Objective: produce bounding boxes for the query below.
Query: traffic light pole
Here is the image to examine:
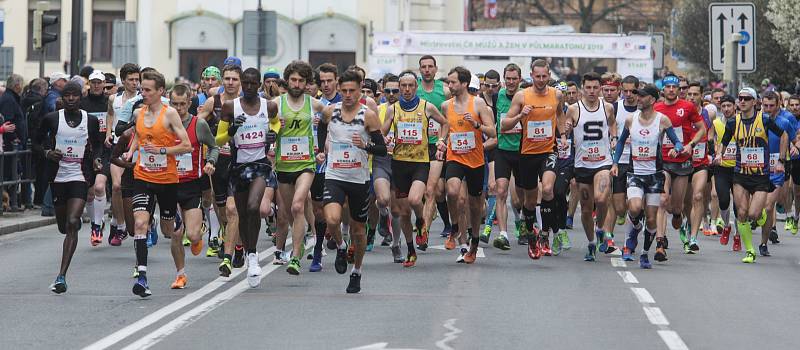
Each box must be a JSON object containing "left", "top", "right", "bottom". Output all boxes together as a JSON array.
[
  {"left": 257, "top": 0, "right": 263, "bottom": 72},
  {"left": 70, "top": 0, "right": 83, "bottom": 76}
]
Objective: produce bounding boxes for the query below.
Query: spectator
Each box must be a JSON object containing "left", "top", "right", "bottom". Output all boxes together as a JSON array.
[
  {"left": 21, "top": 78, "right": 48, "bottom": 208},
  {"left": 0, "top": 74, "right": 27, "bottom": 211},
  {"left": 45, "top": 72, "right": 68, "bottom": 113}
]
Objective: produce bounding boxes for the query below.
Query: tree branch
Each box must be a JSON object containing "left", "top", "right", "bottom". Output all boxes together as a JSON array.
[{"left": 529, "top": 0, "right": 562, "bottom": 25}]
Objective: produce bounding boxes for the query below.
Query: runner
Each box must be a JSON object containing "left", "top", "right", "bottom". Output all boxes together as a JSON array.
[
  {"left": 167, "top": 84, "right": 220, "bottom": 289},
  {"left": 478, "top": 70, "right": 499, "bottom": 245},
  {"left": 317, "top": 69, "right": 387, "bottom": 293},
  {"left": 564, "top": 81, "right": 581, "bottom": 230},
  {"left": 37, "top": 81, "right": 104, "bottom": 293},
  {"left": 502, "top": 59, "right": 567, "bottom": 260},
  {"left": 564, "top": 72, "right": 616, "bottom": 262},
  {"left": 382, "top": 70, "right": 448, "bottom": 267},
  {"left": 713, "top": 94, "right": 741, "bottom": 251},
  {"left": 374, "top": 73, "right": 401, "bottom": 260},
  {"left": 611, "top": 84, "right": 683, "bottom": 268},
  {"left": 215, "top": 68, "right": 279, "bottom": 287},
  {"left": 126, "top": 70, "right": 192, "bottom": 297},
  {"left": 714, "top": 87, "right": 789, "bottom": 264},
  {"left": 551, "top": 81, "right": 574, "bottom": 255},
  {"left": 197, "top": 66, "right": 221, "bottom": 107},
  {"left": 787, "top": 95, "right": 800, "bottom": 235},
  {"left": 441, "top": 67, "right": 495, "bottom": 263},
  {"left": 681, "top": 82, "right": 712, "bottom": 253}
]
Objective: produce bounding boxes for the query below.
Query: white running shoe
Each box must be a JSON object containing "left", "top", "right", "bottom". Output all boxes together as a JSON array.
[{"left": 247, "top": 252, "right": 261, "bottom": 288}]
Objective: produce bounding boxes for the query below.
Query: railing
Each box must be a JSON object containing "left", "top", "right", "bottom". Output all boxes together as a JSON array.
[{"left": 0, "top": 141, "right": 35, "bottom": 215}]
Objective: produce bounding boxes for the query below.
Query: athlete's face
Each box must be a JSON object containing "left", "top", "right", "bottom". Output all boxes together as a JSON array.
[
  {"left": 761, "top": 98, "right": 780, "bottom": 116},
  {"left": 241, "top": 74, "right": 260, "bottom": 99},
  {"left": 203, "top": 75, "right": 219, "bottom": 90},
  {"left": 686, "top": 86, "right": 703, "bottom": 107},
  {"left": 339, "top": 81, "right": 360, "bottom": 108},
  {"left": 399, "top": 76, "right": 417, "bottom": 101},
  {"left": 788, "top": 99, "right": 800, "bottom": 117},
  {"left": 319, "top": 72, "right": 338, "bottom": 97},
  {"left": 104, "top": 83, "right": 117, "bottom": 97},
  {"left": 447, "top": 72, "right": 466, "bottom": 97},
  {"left": 123, "top": 73, "right": 140, "bottom": 93},
  {"left": 582, "top": 80, "right": 601, "bottom": 101},
  {"left": 222, "top": 71, "right": 241, "bottom": 95},
  {"left": 711, "top": 91, "right": 725, "bottom": 108},
  {"left": 636, "top": 94, "right": 654, "bottom": 110},
  {"left": 383, "top": 81, "right": 400, "bottom": 104},
  {"left": 602, "top": 84, "right": 619, "bottom": 103},
  {"left": 305, "top": 82, "right": 319, "bottom": 96},
  {"left": 62, "top": 91, "right": 81, "bottom": 111},
  {"left": 662, "top": 84, "right": 678, "bottom": 101},
  {"left": 737, "top": 94, "right": 756, "bottom": 113},
  {"left": 140, "top": 79, "right": 163, "bottom": 105},
  {"left": 678, "top": 81, "right": 689, "bottom": 99},
  {"left": 621, "top": 83, "right": 637, "bottom": 106},
  {"left": 484, "top": 78, "right": 500, "bottom": 95},
  {"left": 720, "top": 101, "right": 736, "bottom": 118},
  {"left": 565, "top": 86, "right": 580, "bottom": 105},
  {"left": 419, "top": 59, "right": 437, "bottom": 82},
  {"left": 530, "top": 66, "right": 549, "bottom": 91},
  {"left": 169, "top": 93, "right": 190, "bottom": 117},
  {"left": 287, "top": 72, "right": 307, "bottom": 98},
  {"left": 89, "top": 79, "right": 104, "bottom": 96},
  {"left": 361, "top": 87, "right": 374, "bottom": 99},
  {"left": 504, "top": 70, "right": 520, "bottom": 94}
]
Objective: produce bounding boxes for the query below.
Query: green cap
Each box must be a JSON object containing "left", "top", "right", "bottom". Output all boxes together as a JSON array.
[
  {"left": 263, "top": 67, "right": 280, "bottom": 80},
  {"left": 202, "top": 66, "right": 221, "bottom": 80}
]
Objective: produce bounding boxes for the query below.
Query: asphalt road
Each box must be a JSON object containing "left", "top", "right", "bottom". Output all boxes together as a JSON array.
[{"left": 2, "top": 210, "right": 799, "bottom": 350}]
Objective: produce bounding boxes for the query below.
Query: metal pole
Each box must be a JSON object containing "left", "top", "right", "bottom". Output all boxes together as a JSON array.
[
  {"left": 724, "top": 33, "right": 742, "bottom": 96},
  {"left": 39, "top": 47, "right": 45, "bottom": 78},
  {"left": 70, "top": 0, "right": 82, "bottom": 76},
  {"left": 257, "top": 0, "right": 263, "bottom": 72}
]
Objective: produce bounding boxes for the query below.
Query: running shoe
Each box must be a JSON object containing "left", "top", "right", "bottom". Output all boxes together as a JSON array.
[
  {"left": 769, "top": 227, "right": 780, "bottom": 244},
  {"left": 90, "top": 223, "right": 102, "bottom": 246},
  {"left": 327, "top": 238, "right": 338, "bottom": 250},
  {"left": 517, "top": 234, "right": 529, "bottom": 246},
  {"left": 309, "top": 251, "right": 323, "bottom": 272},
  {"left": 790, "top": 218, "right": 798, "bottom": 235},
  {"left": 108, "top": 225, "right": 117, "bottom": 245},
  {"left": 219, "top": 258, "right": 232, "bottom": 277},
  {"left": 758, "top": 244, "right": 770, "bottom": 257},
  {"left": 335, "top": 245, "right": 348, "bottom": 274},
  {"left": 732, "top": 234, "right": 742, "bottom": 251},
  {"left": 714, "top": 217, "right": 725, "bottom": 235},
  {"left": 622, "top": 247, "right": 634, "bottom": 261},
  {"left": 603, "top": 238, "right": 617, "bottom": 254},
  {"left": 540, "top": 234, "right": 552, "bottom": 256},
  {"left": 273, "top": 251, "right": 287, "bottom": 265},
  {"left": 584, "top": 243, "right": 597, "bottom": 262},
  {"left": 683, "top": 242, "right": 693, "bottom": 254},
  {"left": 625, "top": 226, "right": 639, "bottom": 252},
  {"left": 132, "top": 267, "right": 139, "bottom": 278},
  {"left": 190, "top": 238, "right": 203, "bottom": 256},
  {"left": 654, "top": 247, "right": 667, "bottom": 262},
  {"left": 597, "top": 228, "right": 608, "bottom": 252},
  {"left": 616, "top": 215, "right": 626, "bottom": 226},
  {"left": 391, "top": 246, "right": 404, "bottom": 263},
  {"left": 366, "top": 231, "right": 375, "bottom": 252},
  {"left": 182, "top": 233, "right": 191, "bottom": 247},
  {"left": 480, "top": 225, "right": 491, "bottom": 243},
  {"left": 679, "top": 221, "right": 688, "bottom": 244},
  {"left": 742, "top": 250, "right": 757, "bottom": 263},
  {"left": 559, "top": 230, "right": 572, "bottom": 250},
  {"left": 51, "top": 275, "right": 67, "bottom": 294},
  {"left": 784, "top": 217, "right": 794, "bottom": 232},
  {"left": 639, "top": 254, "right": 652, "bottom": 269},
  {"left": 171, "top": 274, "right": 187, "bottom": 289},
  {"left": 206, "top": 237, "right": 220, "bottom": 257},
  {"left": 110, "top": 231, "right": 122, "bottom": 246},
  {"left": 381, "top": 234, "right": 392, "bottom": 246},
  {"left": 756, "top": 209, "right": 767, "bottom": 227},
  {"left": 457, "top": 247, "right": 468, "bottom": 263},
  {"left": 703, "top": 225, "right": 714, "bottom": 236},
  {"left": 689, "top": 237, "right": 700, "bottom": 252},
  {"left": 247, "top": 253, "right": 261, "bottom": 288},
  {"left": 445, "top": 233, "right": 457, "bottom": 250},
  {"left": 133, "top": 275, "right": 151, "bottom": 298},
  {"left": 551, "top": 233, "right": 562, "bottom": 256},
  {"left": 493, "top": 235, "right": 511, "bottom": 250},
  {"left": 565, "top": 216, "right": 573, "bottom": 229},
  {"left": 402, "top": 253, "right": 417, "bottom": 267},
  {"left": 720, "top": 225, "right": 731, "bottom": 245},
  {"left": 527, "top": 236, "right": 541, "bottom": 260},
  {"left": 346, "top": 273, "right": 362, "bottom": 294},
  {"left": 378, "top": 212, "right": 391, "bottom": 237},
  {"left": 286, "top": 257, "right": 301, "bottom": 275},
  {"left": 232, "top": 247, "right": 245, "bottom": 268},
  {"left": 464, "top": 246, "right": 478, "bottom": 264},
  {"left": 440, "top": 224, "right": 452, "bottom": 238},
  {"left": 417, "top": 227, "right": 429, "bottom": 251}
]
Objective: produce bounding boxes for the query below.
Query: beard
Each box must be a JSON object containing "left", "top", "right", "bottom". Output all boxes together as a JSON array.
[{"left": 288, "top": 87, "right": 304, "bottom": 98}]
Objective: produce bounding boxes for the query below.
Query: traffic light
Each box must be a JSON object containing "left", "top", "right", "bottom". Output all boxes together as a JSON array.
[{"left": 33, "top": 10, "right": 58, "bottom": 50}]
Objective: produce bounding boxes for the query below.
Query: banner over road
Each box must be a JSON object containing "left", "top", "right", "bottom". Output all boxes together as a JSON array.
[{"left": 373, "top": 31, "right": 651, "bottom": 59}]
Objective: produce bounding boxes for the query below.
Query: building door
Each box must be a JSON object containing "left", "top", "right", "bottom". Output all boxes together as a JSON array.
[
  {"left": 179, "top": 49, "right": 228, "bottom": 83},
  {"left": 309, "top": 51, "right": 356, "bottom": 74}
]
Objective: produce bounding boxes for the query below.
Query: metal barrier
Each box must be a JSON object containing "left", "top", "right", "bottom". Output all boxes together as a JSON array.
[{"left": 0, "top": 141, "right": 35, "bottom": 215}]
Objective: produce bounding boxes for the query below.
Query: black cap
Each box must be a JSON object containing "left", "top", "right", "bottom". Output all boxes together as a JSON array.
[{"left": 637, "top": 84, "right": 660, "bottom": 100}]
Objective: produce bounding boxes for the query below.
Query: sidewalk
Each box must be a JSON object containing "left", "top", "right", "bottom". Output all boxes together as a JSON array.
[{"left": 0, "top": 209, "right": 57, "bottom": 235}]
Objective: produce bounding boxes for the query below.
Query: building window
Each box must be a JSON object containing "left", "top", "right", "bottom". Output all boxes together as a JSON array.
[
  {"left": 91, "top": 11, "right": 125, "bottom": 62},
  {"left": 27, "top": 9, "right": 61, "bottom": 62}
]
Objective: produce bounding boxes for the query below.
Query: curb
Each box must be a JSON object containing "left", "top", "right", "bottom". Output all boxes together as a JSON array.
[{"left": 0, "top": 217, "right": 57, "bottom": 236}]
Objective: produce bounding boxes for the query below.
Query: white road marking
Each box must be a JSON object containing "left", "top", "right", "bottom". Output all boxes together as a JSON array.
[
  {"left": 435, "top": 318, "right": 462, "bottom": 350},
  {"left": 630, "top": 287, "right": 655, "bottom": 304},
  {"left": 82, "top": 239, "right": 295, "bottom": 350},
  {"left": 609, "top": 249, "right": 622, "bottom": 256},
  {"left": 347, "top": 343, "right": 423, "bottom": 350},
  {"left": 617, "top": 271, "right": 639, "bottom": 283},
  {"left": 610, "top": 258, "right": 627, "bottom": 267},
  {"left": 643, "top": 306, "right": 669, "bottom": 326},
  {"left": 658, "top": 330, "right": 690, "bottom": 350}
]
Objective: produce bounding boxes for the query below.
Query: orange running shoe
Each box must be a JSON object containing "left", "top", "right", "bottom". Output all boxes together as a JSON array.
[
  {"left": 402, "top": 253, "right": 417, "bottom": 268},
  {"left": 170, "top": 274, "right": 187, "bottom": 289},
  {"left": 190, "top": 239, "right": 203, "bottom": 256},
  {"left": 417, "top": 227, "right": 429, "bottom": 251},
  {"left": 445, "top": 233, "right": 457, "bottom": 250},
  {"left": 464, "top": 247, "right": 477, "bottom": 264}
]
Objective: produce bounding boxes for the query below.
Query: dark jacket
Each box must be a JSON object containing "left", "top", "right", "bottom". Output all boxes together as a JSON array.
[
  {"left": 0, "top": 88, "right": 25, "bottom": 148},
  {"left": 21, "top": 91, "right": 45, "bottom": 142}
]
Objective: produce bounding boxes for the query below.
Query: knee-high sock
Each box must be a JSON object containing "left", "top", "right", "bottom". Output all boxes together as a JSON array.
[
  {"left": 539, "top": 199, "right": 557, "bottom": 233},
  {"left": 523, "top": 206, "right": 537, "bottom": 233},
  {"left": 135, "top": 238, "right": 148, "bottom": 273},
  {"left": 206, "top": 206, "right": 220, "bottom": 239},
  {"left": 313, "top": 220, "right": 326, "bottom": 257},
  {"left": 738, "top": 221, "right": 754, "bottom": 252},
  {"left": 93, "top": 195, "right": 106, "bottom": 226},
  {"left": 436, "top": 200, "right": 450, "bottom": 227},
  {"left": 485, "top": 195, "right": 496, "bottom": 226},
  {"left": 391, "top": 213, "right": 403, "bottom": 247},
  {"left": 643, "top": 228, "right": 655, "bottom": 252}
]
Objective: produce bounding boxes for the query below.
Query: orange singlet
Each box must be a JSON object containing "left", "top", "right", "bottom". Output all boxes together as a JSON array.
[
  {"left": 520, "top": 86, "right": 558, "bottom": 155},
  {"left": 133, "top": 105, "right": 179, "bottom": 184},
  {"left": 446, "top": 95, "right": 484, "bottom": 168}
]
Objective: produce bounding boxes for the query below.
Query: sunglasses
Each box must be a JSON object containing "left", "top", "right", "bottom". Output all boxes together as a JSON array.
[
  {"left": 738, "top": 95, "right": 754, "bottom": 101},
  {"left": 383, "top": 88, "right": 400, "bottom": 94},
  {"left": 484, "top": 83, "right": 499, "bottom": 88},
  {"left": 679, "top": 86, "right": 689, "bottom": 90},
  {"left": 103, "top": 86, "right": 114, "bottom": 91}
]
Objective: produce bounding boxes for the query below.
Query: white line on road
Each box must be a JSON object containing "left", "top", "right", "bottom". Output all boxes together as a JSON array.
[
  {"left": 610, "top": 258, "right": 627, "bottom": 267},
  {"left": 435, "top": 318, "right": 462, "bottom": 350},
  {"left": 617, "top": 271, "right": 639, "bottom": 283},
  {"left": 657, "top": 330, "right": 690, "bottom": 350},
  {"left": 630, "top": 287, "right": 655, "bottom": 304},
  {"left": 82, "top": 240, "right": 294, "bottom": 350},
  {"left": 643, "top": 306, "right": 669, "bottom": 326}
]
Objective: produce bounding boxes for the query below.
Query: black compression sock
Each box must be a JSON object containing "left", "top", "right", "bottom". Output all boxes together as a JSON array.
[
  {"left": 437, "top": 201, "right": 451, "bottom": 227},
  {"left": 415, "top": 217, "right": 424, "bottom": 230},
  {"left": 406, "top": 242, "right": 416, "bottom": 255},
  {"left": 643, "top": 229, "right": 655, "bottom": 251},
  {"left": 540, "top": 199, "right": 556, "bottom": 232},
  {"left": 523, "top": 206, "right": 537, "bottom": 232},
  {"left": 314, "top": 221, "right": 326, "bottom": 256},
  {"left": 134, "top": 238, "right": 148, "bottom": 268}
]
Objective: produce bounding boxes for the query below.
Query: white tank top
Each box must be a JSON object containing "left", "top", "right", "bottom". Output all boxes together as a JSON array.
[
  {"left": 324, "top": 103, "right": 370, "bottom": 183},
  {"left": 629, "top": 112, "right": 663, "bottom": 175},
  {"left": 54, "top": 110, "right": 89, "bottom": 183},
  {"left": 615, "top": 100, "right": 636, "bottom": 164},
  {"left": 574, "top": 100, "right": 612, "bottom": 169},
  {"left": 232, "top": 97, "right": 269, "bottom": 164},
  {"left": 112, "top": 92, "right": 138, "bottom": 142}
]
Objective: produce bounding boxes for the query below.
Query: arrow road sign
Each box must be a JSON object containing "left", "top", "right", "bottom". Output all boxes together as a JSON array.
[{"left": 709, "top": 3, "right": 756, "bottom": 72}]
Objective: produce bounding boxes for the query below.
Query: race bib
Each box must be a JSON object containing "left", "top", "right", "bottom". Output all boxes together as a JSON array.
[
  {"left": 330, "top": 142, "right": 361, "bottom": 169},
  {"left": 386, "top": 130, "right": 395, "bottom": 154},
  {"left": 176, "top": 152, "right": 193, "bottom": 174},
  {"left": 662, "top": 127, "right": 683, "bottom": 148},
  {"left": 557, "top": 138, "right": 571, "bottom": 159},
  {"left": 280, "top": 137, "right": 311, "bottom": 161},
  {"left": 740, "top": 147, "right": 764, "bottom": 168},
  {"left": 55, "top": 135, "right": 85, "bottom": 163},
  {"left": 428, "top": 119, "right": 441, "bottom": 138},
  {"left": 632, "top": 139, "right": 658, "bottom": 161},
  {"left": 580, "top": 140, "right": 608, "bottom": 162},
  {"left": 236, "top": 117, "right": 267, "bottom": 149},
  {"left": 139, "top": 147, "right": 168, "bottom": 172},
  {"left": 526, "top": 120, "right": 553, "bottom": 141},
  {"left": 769, "top": 153, "right": 780, "bottom": 172},
  {"left": 92, "top": 112, "right": 108, "bottom": 133},
  {"left": 219, "top": 143, "right": 232, "bottom": 156},
  {"left": 722, "top": 143, "right": 737, "bottom": 161},
  {"left": 397, "top": 122, "right": 424, "bottom": 145},
  {"left": 450, "top": 132, "right": 476, "bottom": 154},
  {"left": 692, "top": 142, "right": 707, "bottom": 161}
]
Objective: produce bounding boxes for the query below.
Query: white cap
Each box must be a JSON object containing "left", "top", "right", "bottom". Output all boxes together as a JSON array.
[
  {"left": 738, "top": 87, "right": 758, "bottom": 99},
  {"left": 469, "top": 74, "right": 480, "bottom": 90},
  {"left": 49, "top": 72, "right": 68, "bottom": 83},
  {"left": 88, "top": 70, "right": 105, "bottom": 81}
]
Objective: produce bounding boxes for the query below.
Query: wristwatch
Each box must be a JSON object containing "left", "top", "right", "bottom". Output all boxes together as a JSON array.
[{"left": 159, "top": 147, "right": 167, "bottom": 155}]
